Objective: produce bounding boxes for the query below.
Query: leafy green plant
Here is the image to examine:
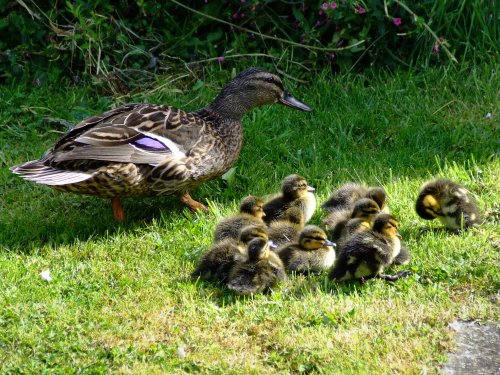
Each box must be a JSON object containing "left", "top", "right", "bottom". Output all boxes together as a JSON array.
[{"left": 0, "top": 0, "right": 497, "bottom": 88}]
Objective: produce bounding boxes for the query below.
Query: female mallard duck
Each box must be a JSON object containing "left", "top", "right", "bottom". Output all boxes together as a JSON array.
[
  {"left": 415, "top": 179, "right": 482, "bottom": 230},
  {"left": 268, "top": 206, "right": 305, "bottom": 248},
  {"left": 263, "top": 174, "right": 316, "bottom": 224},
  {"left": 213, "top": 195, "right": 265, "bottom": 242},
  {"left": 277, "top": 225, "right": 336, "bottom": 274},
  {"left": 11, "top": 68, "right": 311, "bottom": 220},
  {"left": 227, "top": 237, "right": 286, "bottom": 294},
  {"left": 192, "top": 224, "right": 269, "bottom": 283},
  {"left": 329, "top": 213, "right": 410, "bottom": 283}
]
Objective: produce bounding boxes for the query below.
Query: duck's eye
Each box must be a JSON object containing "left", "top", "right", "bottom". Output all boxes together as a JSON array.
[{"left": 265, "top": 77, "right": 275, "bottom": 83}]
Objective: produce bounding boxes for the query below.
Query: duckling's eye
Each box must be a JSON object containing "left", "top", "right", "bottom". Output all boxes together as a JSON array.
[{"left": 265, "top": 77, "right": 275, "bottom": 83}]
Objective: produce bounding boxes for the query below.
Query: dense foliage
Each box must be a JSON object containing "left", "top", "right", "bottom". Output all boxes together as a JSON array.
[{"left": 0, "top": 0, "right": 498, "bottom": 88}]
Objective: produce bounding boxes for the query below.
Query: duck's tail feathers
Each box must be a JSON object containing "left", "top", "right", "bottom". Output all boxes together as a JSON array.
[{"left": 11, "top": 160, "right": 92, "bottom": 186}]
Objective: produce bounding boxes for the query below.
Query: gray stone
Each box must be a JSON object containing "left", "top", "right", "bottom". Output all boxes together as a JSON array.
[{"left": 443, "top": 320, "right": 500, "bottom": 375}]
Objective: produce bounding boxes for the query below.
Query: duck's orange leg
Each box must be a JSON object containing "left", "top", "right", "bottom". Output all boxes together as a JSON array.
[
  {"left": 180, "top": 192, "right": 208, "bottom": 213},
  {"left": 112, "top": 197, "right": 126, "bottom": 221}
]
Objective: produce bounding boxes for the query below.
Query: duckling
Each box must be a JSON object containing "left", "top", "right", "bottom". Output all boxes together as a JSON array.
[
  {"left": 277, "top": 225, "right": 336, "bottom": 274},
  {"left": 415, "top": 179, "right": 482, "bottom": 230},
  {"left": 227, "top": 237, "right": 286, "bottom": 294},
  {"left": 192, "top": 224, "right": 269, "bottom": 283},
  {"left": 213, "top": 196, "right": 265, "bottom": 242},
  {"left": 263, "top": 174, "right": 316, "bottom": 224},
  {"left": 324, "top": 197, "right": 381, "bottom": 242},
  {"left": 268, "top": 206, "right": 305, "bottom": 248},
  {"left": 330, "top": 213, "right": 410, "bottom": 282},
  {"left": 331, "top": 217, "right": 372, "bottom": 249},
  {"left": 321, "top": 183, "right": 389, "bottom": 213},
  {"left": 12, "top": 68, "right": 311, "bottom": 221}
]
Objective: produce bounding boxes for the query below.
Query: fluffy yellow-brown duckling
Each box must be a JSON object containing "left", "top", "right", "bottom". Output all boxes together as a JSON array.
[
  {"left": 227, "top": 237, "right": 286, "bottom": 294},
  {"left": 332, "top": 217, "right": 372, "bottom": 249},
  {"left": 277, "top": 225, "right": 336, "bottom": 274},
  {"left": 263, "top": 174, "right": 316, "bottom": 224},
  {"left": 192, "top": 224, "right": 269, "bottom": 283},
  {"left": 324, "top": 197, "right": 381, "bottom": 242},
  {"left": 268, "top": 206, "right": 305, "bottom": 248},
  {"left": 329, "top": 213, "right": 410, "bottom": 282},
  {"left": 415, "top": 179, "right": 482, "bottom": 230},
  {"left": 213, "top": 195, "right": 265, "bottom": 242}
]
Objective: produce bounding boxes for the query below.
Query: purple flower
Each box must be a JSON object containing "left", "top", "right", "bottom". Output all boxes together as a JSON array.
[
  {"left": 322, "top": 2, "right": 328, "bottom": 10},
  {"left": 34, "top": 78, "right": 41, "bottom": 87},
  {"left": 204, "top": 0, "right": 208, "bottom": 3},
  {"left": 393, "top": 18, "right": 402, "bottom": 26},
  {"left": 330, "top": 2, "right": 337, "bottom": 9},
  {"left": 358, "top": 7, "right": 366, "bottom": 14},
  {"left": 240, "top": 12, "right": 245, "bottom": 18},
  {"left": 241, "top": 0, "right": 246, "bottom": 2},
  {"left": 217, "top": 56, "right": 225, "bottom": 63},
  {"left": 232, "top": 12, "right": 238, "bottom": 20},
  {"left": 319, "top": 10, "right": 323, "bottom": 15}
]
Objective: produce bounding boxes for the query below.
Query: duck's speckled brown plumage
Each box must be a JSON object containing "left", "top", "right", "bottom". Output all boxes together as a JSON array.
[{"left": 11, "top": 68, "right": 311, "bottom": 218}]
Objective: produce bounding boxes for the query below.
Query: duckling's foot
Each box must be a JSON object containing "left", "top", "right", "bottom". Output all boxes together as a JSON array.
[
  {"left": 112, "top": 197, "right": 126, "bottom": 221},
  {"left": 180, "top": 193, "right": 208, "bottom": 213},
  {"left": 378, "top": 271, "right": 411, "bottom": 282}
]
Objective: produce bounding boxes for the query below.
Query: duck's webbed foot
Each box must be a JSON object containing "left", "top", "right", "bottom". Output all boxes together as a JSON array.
[
  {"left": 180, "top": 192, "right": 208, "bottom": 213},
  {"left": 112, "top": 197, "right": 126, "bottom": 221},
  {"left": 378, "top": 270, "right": 411, "bottom": 282}
]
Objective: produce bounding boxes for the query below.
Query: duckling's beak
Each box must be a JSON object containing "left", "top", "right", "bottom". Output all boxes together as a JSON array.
[
  {"left": 279, "top": 92, "right": 312, "bottom": 112},
  {"left": 396, "top": 232, "right": 402, "bottom": 239},
  {"left": 307, "top": 185, "right": 315, "bottom": 192},
  {"left": 324, "top": 239, "right": 336, "bottom": 247},
  {"left": 268, "top": 240, "right": 278, "bottom": 250}
]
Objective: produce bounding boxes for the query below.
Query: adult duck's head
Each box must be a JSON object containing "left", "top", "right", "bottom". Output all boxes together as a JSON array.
[{"left": 208, "top": 67, "right": 312, "bottom": 119}]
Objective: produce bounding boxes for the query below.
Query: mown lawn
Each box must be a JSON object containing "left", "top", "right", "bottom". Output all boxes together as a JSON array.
[{"left": 0, "top": 63, "right": 498, "bottom": 374}]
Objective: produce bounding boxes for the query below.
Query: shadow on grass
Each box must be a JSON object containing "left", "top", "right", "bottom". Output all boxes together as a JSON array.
[{"left": 0, "top": 186, "right": 233, "bottom": 252}]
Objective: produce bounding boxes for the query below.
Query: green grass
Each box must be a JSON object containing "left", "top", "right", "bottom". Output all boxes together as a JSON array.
[{"left": 0, "top": 63, "right": 499, "bottom": 373}]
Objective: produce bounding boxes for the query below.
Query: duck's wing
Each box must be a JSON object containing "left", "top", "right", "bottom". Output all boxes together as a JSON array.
[
  {"left": 50, "top": 104, "right": 207, "bottom": 166},
  {"left": 12, "top": 104, "right": 211, "bottom": 186}
]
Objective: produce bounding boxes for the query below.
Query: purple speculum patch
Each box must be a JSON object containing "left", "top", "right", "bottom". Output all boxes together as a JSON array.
[{"left": 132, "top": 136, "right": 169, "bottom": 151}]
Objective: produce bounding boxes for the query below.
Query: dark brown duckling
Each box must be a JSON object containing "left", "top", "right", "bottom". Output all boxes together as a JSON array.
[
  {"left": 263, "top": 174, "right": 316, "bottom": 224},
  {"left": 227, "top": 237, "right": 286, "bottom": 294},
  {"left": 213, "top": 195, "right": 265, "bottom": 242},
  {"left": 277, "top": 225, "right": 336, "bottom": 274},
  {"left": 192, "top": 224, "right": 269, "bottom": 283},
  {"left": 324, "top": 197, "right": 381, "bottom": 242},
  {"left": 268, "top": 206, "right": 305, "bottom": 248},
  {"left": 330, "top": 213, "right": 410, "bottom": 283},
  {"left": 415, "top": 179, "right": 482, "bottom": 230},
  {"left": 321, "top": 183, "right": 389, "bottom": 214},
  {"left": 332, "top": 217, "right": 372, "bottom": 249}
]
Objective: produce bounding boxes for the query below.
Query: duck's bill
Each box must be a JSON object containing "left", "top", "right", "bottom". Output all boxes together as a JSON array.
[
  {"left": 307, "top": 185, "right": 315, "bottom": 192},
  {"left": 279, "top": 92, "right": 312, "bottom": 112},
  {"left": 324, "top": 239, "right": 337, "bottom": 247}
]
